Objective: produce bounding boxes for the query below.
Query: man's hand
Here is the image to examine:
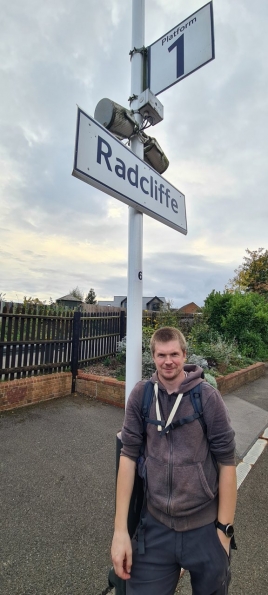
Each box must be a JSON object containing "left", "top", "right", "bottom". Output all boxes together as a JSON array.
[
  {"left": 217, "top": 464, "right": 237, "bottom": 557},
  {"left": 111, "top": 529, "right": 132, "bottom": 580},
  {"left": 111, "top": 456, "right": 136, "bottom": 579},
  {"left": 217, "top": 528, "right": 230, "bottom": 557}
]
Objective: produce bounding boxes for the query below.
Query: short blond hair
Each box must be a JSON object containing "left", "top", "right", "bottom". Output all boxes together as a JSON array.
[{"left": 150, "top": 326, "right": 187, "bottom": 356}]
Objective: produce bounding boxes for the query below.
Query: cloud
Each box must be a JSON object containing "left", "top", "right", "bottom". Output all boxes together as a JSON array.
[
  {"left": 0, "top": 0, "right": 268, "bottom": 309},
  {"left": 143, "top": 251, "right": 235, "bottom": 307}
]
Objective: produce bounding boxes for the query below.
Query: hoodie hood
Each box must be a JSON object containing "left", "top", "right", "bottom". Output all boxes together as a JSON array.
[{"left": 151, "top": 364, "right": 205, "bottom": 395}]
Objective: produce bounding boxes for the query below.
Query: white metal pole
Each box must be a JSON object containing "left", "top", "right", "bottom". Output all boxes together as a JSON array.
[{"left": 125, "top": 0, "right": 145, "bottom": 404}]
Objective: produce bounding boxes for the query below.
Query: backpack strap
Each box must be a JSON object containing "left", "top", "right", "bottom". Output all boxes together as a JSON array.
[
  {"left": 141, "top": 380, "right": 156, "bottom": 437},
  {"left": 190, "top": 382, "right": 218, "bottom": 473},
  {"left": 161, "top": 410, "right": 201, "bottom": 435},
  {"left": 189, "top": 383, "right": 207, "bottom": 435}
]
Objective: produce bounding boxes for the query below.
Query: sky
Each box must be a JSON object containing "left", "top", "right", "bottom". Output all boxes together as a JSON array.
[{"left": 1, "top": 0, "right": 267, "bottom": 308}]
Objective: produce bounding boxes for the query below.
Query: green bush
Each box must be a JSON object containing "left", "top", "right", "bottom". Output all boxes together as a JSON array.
[
  {"left": 252, "top": 308, "right": 268, "bottom": 342},
  {"left": 204, "top": 290, "right": 233, "bottom": 334},
  {"left": 187, "top": 354, "right": 208, "bottom": 369},
  {"left": 239, "top": 330, "right": 268, "bottom": 359},
  {"left": 116, "top": 337, "right": 127, "bottom": 364},
  {"left": 204, "top": 373, "right": 218, "bottom": 388},
  {"left": 142, "top": 325, "right": 154, "bottom": 352},
  {"left": 188, "top": 314, "right": 253, "bottom": 373},
  {"left": 116, "top": 367, "right": 126, "bottom": 381},
  {"left": 153, "top": 307, "right": 179, "bottom": 329},
  {"left": 222, "top": 295, "right": 255, "bottom": 341},
  {"left": 142, "top": 350, "right": 155, "bottom": 378},
  {"left": 203, "top": 290, "right": 268, "bottom": 361}
]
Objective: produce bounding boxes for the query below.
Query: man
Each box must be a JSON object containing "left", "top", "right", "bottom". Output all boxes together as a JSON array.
[{"left": 111, "top": 327, "right": 237, "bottom": 595}]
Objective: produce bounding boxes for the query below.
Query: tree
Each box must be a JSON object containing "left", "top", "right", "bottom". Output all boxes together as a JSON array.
[
  {"left": 85, "top": 288, "right": 97, "bottom": 304},
  {"left": 227, "top": 248, "right": 268, "bottom": 296},
  {"left": 69, "top": 286, "right": 84, "bottom": 301},
  {"left": 23, "top": 296, "right": 44, "bottom": 305}
]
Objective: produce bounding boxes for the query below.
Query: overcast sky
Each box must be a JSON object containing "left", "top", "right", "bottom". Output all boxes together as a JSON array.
[{"left": 1, "top": 0, "right": 267, "bottom": 308}]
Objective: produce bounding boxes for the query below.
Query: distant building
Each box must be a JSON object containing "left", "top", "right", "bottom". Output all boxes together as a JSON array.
[
  {"left": 178, "top": 302, "right": 201, "bottom": 314},
  {"left": 98, "top": 295, "right": 167, "bottom": 311},
  {"left": 56, "top": 294, "right": 83, "bottom": 309}
]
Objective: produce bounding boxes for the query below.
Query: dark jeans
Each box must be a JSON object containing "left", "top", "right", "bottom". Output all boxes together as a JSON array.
[{"left": 126, "top": 511, "right": 231, "bottom": 595}]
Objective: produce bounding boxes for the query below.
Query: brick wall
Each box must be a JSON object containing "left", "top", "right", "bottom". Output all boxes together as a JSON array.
[
  {"left": 76, "top": 372, "right": 125, "bottom": 408},
  {"left": 0, "top": 373, "right": 72, "bottom": 412},
  {"left": 76, "top": 363, "right": 266, "bottom": 407},
  {"left": 216, "top": 362, "right": 265, "bottom": 395}
]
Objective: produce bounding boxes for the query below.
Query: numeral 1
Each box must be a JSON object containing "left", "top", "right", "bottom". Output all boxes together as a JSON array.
[{"left": 168, "top": 34, "right": 184, "bottom": 79}]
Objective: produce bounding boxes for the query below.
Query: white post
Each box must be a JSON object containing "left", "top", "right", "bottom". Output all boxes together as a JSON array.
[{"left": 125, "top": 0, "right": 145, "bottom": 404}]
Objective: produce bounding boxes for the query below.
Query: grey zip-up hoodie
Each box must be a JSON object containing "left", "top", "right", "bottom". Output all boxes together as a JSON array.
[{"left": 121, "top": 365, "right": 236, "bottom": 531}]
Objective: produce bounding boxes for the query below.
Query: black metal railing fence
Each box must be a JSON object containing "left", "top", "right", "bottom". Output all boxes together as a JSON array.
[{"left": 0, "top": 304, "right": 126, "bottom": 384}]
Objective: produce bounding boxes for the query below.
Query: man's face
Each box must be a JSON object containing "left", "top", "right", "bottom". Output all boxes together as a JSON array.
[{"left": 153, "top": 339, "right": 186, "bottom": 384}]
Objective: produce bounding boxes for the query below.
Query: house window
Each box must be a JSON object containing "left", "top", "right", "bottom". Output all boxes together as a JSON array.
[{"left": 152, "top": 302, "right": 160, "bottom": 311}]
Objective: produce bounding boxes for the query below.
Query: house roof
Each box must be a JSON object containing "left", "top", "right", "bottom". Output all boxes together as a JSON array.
[
  {"left": 178, "top": 302, "right": 200, "bottom": 313},
  {"left": 56, "top": 294, "right": 83, "bottom": 303},
  {"left": 145, "top": 296, "right": 164, "bottom": 306},
  {"left": 97, "top": 296, "right": 167, "bottom": 308}
]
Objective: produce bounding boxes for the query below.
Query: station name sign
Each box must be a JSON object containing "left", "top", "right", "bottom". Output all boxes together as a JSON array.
[{"left": 72, "top": 108, "right": 187, "bottom": 234}]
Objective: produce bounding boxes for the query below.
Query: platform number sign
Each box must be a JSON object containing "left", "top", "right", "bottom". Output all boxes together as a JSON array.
[{"left": 147, "top": 2, "right": 215, "bottom": 96}]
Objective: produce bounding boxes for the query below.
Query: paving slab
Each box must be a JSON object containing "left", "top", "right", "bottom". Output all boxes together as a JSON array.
[{"left": 223, "top": 395, "right": 268, "bottom": 458}]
